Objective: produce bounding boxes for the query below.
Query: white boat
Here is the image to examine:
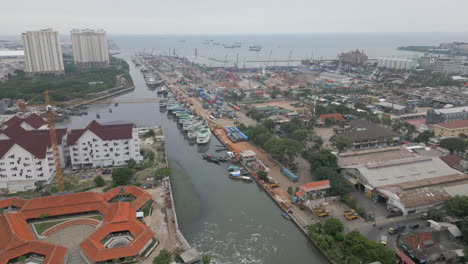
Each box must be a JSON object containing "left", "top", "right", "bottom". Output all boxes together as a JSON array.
[
  {"left": 187, "top": 130, "right": 197, "bottom": 139},
  {"left": 196, "top": 127, "right": 211, "bottom": 144}
]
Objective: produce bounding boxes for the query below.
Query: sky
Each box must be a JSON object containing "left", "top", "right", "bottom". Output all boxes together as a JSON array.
[{"left": 1, "top": 0, "right": 468, "bottom": 35}]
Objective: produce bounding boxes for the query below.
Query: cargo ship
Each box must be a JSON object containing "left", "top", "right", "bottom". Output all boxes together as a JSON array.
[{"left": 249, "top": 45, "right": 262, "bottom": 52}]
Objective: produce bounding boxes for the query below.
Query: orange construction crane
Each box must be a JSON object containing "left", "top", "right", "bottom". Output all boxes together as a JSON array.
[{"left": 19, "top": 90, "right": 161, "bottom": 192}]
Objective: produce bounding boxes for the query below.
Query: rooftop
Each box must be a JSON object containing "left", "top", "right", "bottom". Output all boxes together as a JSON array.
[
  {"left": 375, "top": 101, "right": 407, "bottom": 111},
  {"left": 319, "top": 113, "right": 346, "bottom": 122},
  {"left": 433, "top": 119, "right": 468, "bottom": 129},
  {"left": 430, "top": 106, "right": 468, "bottom": 114},
  {"left": 68, "top": 120, "right": 134, "bottom": 145},
  {"left": 300, "top": 180, "right": 331, "bottom": 192}
]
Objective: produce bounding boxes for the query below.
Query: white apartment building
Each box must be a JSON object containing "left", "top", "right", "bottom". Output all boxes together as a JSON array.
[
  {"left": 71, "top": 29, "right": 109, "bottom": 68},
  {"left": 21, "top": 29, "right": 64, "bottom": 75},
  {"left": 433, "top": 56, "right": 466, "bottom": 75},
  {"left": 68, "top": 120, "right": 142, "bottom": 169},
  {"left": 0, "top": 114, "right": 66, "bottom": 192},
  {"left": 377, "top": 57, "right": 417, "bottom": 70}
]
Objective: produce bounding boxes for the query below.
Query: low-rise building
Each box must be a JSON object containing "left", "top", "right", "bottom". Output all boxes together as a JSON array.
[
  {"left": 296, "top": 180, "right": 331, "bottom": 201},
  {"left": 426, "top": 106, "right": 468, "bottom": 124},
  {"left": 339, "top": 120, "right": 400, "bottom": 150},
  {"left": 318, "top": 113, "right": 346, "bottom": 125},
  {"left": 338, "top": 147, "right": 468, "bottom": 215},
  {"left": 374, "top": 101, "right": 413, "bottom": 115},
  {"left": 68, "top": 120, "right": 143, "bottom": 169},
  {"left": 432, "top": 119, "right": 468, "bottom": 137}
]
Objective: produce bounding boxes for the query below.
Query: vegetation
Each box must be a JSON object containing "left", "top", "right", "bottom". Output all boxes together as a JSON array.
[
  {"left": 307, "top": 220, "right": 395, "bottom": 264},
  {"left": 94, "top": 175, "right": 105, "bottom": 187},
  {"left": 0, "top": 57, "right": 130, "bottom": 101},
  {"left": 438, "top": 137, "right": 467, "bottom": 154},
  {"left": 415, "top": 130, "right": 434, "bottom": 144},
  {"left": 334, "top": 136, "right": 351, "bottom": 152},
  {"left": 257, "top": 170, "right": 268, "bottom": 181},
  {"left": 111, "top": 167, "right": 134, "bottom": 186},
  {"left": 153, "top": 249, "right": 171, "bottom": 264},
  {"left": 154, "top": 167, "right": 171, "bottom": 181},
  {"left": 202, "top": 254, "right": 212, "bottom": 264},
  {"left": 143, "top": 129, "right": 156, "bottom": 138},
  {"left": 33, "top": 219, "right": 67, "bottom": 234}
]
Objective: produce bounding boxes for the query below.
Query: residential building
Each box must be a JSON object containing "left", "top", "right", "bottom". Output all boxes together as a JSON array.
[
  {"left": 339, "top": 50, "right": 368, "bottom": 65},
  {"left": 296, "top": 180, "right": 331, "bottom": 201},
  {"left": 339, "top": 120, "right": 400, "bottom": 150},
  {"left": 21, "top": 29, "right": 64, "bottom": 75},
  {"left": 426, "top": 106, "right": 468, "bottom": 124},
  {"left": 377, "top": 57, "right": 417, "bottom": 70},
  {"left": 0, "top": 186, "right": 156, "bottom": 263},
  {"left": 432, "top": 119, "right": 468, "bottom": 137},
  {"left": 418, "top": 55, "right": 439, "bottom": 71},
  {"left": 0, "top": 114, "right": 66, "bottom": 192},
  {"left": 432, "top": 56, "right": 466, "bottom": 74},
  {"left": 338, "top": 146, "right": 468, "bottom": 215},
  {"left": 71, "top": 29, "right": 109, "bottom": 68},
  {"left": 68, "top": 120, "right": 143, "bottom": 169}
]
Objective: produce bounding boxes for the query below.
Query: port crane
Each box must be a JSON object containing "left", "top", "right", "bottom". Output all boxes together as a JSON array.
[{"left": 19, "top": 90, "right": 161, "bottom": 192}]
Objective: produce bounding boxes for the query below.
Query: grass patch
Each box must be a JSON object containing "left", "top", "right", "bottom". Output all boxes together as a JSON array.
[
  {"left": 87, "top": 215, "right": 103, "bottom": 221},
  {"left": 33, "top": 220, "right": 67, "bottom": 235}
]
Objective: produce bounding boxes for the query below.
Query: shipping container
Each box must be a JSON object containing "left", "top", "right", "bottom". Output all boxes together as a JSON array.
[
  {"left": 281, "top": 167, "right": 298, "bottom": 182},
  {"left": 239, "top": 132, "right": 249, "bottom": 140},
  {"left": 232, "top": 126, "right": 240, "bottom": 133}
]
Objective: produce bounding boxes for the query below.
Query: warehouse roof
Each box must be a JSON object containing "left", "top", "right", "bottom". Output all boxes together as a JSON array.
[
  {"left": 430, "top": 106, "right": 468, "bottom": 114},
  {"left": 375, "top": 101, "right": 407, "bottom": 111},
  {"left": 338, "top": 146, "right": 415, "bottom": 167},
  {"left": 433, "top": 119, "right": 468, "bottom": 129}
]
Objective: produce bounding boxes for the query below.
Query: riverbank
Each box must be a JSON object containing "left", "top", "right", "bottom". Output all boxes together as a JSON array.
[{"left": 158, "top": 64, "right": 335, "bottom": 263}]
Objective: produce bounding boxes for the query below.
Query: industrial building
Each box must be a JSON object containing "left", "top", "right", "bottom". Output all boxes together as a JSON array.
[
  {"left": 338, "top": 120, "right": 400, "bottom": 150},
  {"left": 377, "top": 57, "right": 417, "bottom": 70},
  {"left": 71, "top": 29, "right": 109, "bottom": 68},
  {"left": 432, "top": 119, "right": 468, "bottom": 137},
  {"left": 426, "top": 106, "right": 468, "bottom": 124},
  {"left": 21, "top": 29, "right": 64, "bottom": 75},
  {"left": 338, "top": 147, "right": 468, "bottom": 215}
]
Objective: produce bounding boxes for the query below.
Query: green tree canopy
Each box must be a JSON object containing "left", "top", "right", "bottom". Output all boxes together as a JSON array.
[
  {"left": 94, "top": 175, "right": 105, "bottom": 187},
  {"left": 415, "top": 130, "right": 434, "bottom": 144},
  {"left": 324, "top": 218, "right": 344, "bottom": 237},
  {"left": 308, "top": 149, "right": 338, "bottom": 170},
  {"left": 334, "top": 136, "right": 352, "bottom": 152},
  {"left": 111, "top": 167, "right": 134, "bottom": 186},
  {"left": 262, "top": 119, "right": 276, "bottom": 131},
  {"left": 290, "top": 129, "right": 310, "bottom": 145},
  {"left": 280, "top": 122, "right": 300, "bottom": 135},
  {"left": 153, "top": 249, "right": 171, "bottom": 264},
  {"left": 445, "top": 196, "right": 468, "bottom": 218},
  {"left": 439, "top": 138, "right": 467, "bottom": 154},
  {"left": 344, "top": 231, "right": 395, "bottom": 264}
]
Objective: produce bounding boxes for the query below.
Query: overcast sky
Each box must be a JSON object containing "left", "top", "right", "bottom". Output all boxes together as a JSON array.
[{"left": 1, "top": 0, "right": 468, "bottom": 35}]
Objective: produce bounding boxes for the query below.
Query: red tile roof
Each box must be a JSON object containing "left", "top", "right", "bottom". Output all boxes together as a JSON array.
[
  {"left": 319, "top": 113, "right": 346, "bottom": 122},
  {"left": 23, "top": 114, "right": 47, "bottom": 129},
  {"left": 440, "top": 155, "right": 463, "bottom": 167},
  {"left": 300, "top": 180, "right": 331, "bottom": 192},
  {"left": 434, "top": 119, "right": 468, "bottom": 129},
  {"left": 68, "top": 120, "right": 134, "bottom": 145},
  {"left": 2, "top": 116, "right": 21, "bottom": 127},
  {"left": 0, "top": 187, "right": 154, "bottom": 263}
]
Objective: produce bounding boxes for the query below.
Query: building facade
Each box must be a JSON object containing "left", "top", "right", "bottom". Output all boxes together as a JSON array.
[
  {"left": 339, "top": 50, "right": 368, "bottom": 65},
  {"left": 21, "top": 29, "right": 64, "bottom": 75},
  {"left": 71, "top": 29, "right": 109, "bottom": 68},
  {"left": 426, "top": 106, "right": 468, "bottom": 124},
  {"left": 0, "top": 114, "right": 66, "bottom": 192},
  {"left": 377, "top": 57, "right": 417, "bottom": 70},
  {"left": 68, "top": 120, "right": 142, "bottom": 169},
  {"left": 432, "top": 119, "right": 468, "bottom": 137},
  {"left": 432, "top": 56, "right": 466, "bottom": 74}
]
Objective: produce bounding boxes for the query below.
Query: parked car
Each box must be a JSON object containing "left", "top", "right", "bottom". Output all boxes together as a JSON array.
[{"left": 409, "top": 224, "right": 420, "bottom": 229}]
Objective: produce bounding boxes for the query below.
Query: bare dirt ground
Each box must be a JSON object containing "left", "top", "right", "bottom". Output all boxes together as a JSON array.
[{"left": 314, "top": 126, "right": 335, "bottom": 149}]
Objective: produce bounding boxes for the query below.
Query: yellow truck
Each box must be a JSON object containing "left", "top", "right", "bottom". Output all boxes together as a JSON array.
[
  {"left": 343, "top": 210, "right": 359, "bottom": 220},
  {"left": 266, "top": 183, "right": 279, "bottom": 188},
  {"left": 316, "top": 209, "right": 330, "bottom": 217}
]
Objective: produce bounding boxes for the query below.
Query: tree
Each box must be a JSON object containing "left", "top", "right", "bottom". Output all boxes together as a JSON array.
[
  {"left": 154, "top": 167, "right": 172, "bottom": 181},
  {"left": 439, "top": 138, "right": 467, "bottom": 154},
  {"left": 257, "top": 170, "right": 268, "bottom": 182},
  {"left": 127, "top": 159, "right": 137, "bottom": 169},
  {"left": 153, "top": 249, "right": 171, "bottom": 264},
  {"left": 324, "top": 117, "right": 335, "bottom": 127},
  {"left": 111, "top": 167, "right": 134, "bottom": 186},
  {"left": 280, "top": 122, "right": 300, "bottom": 135},
  {"left": 290, "top": 129, "right": 309, "bottom": 145},
  {"left": 427, "top": 207, "right": 444, "bottom": 221},
  {"left": 354, "top": 102, "right": 367, "bottom": 111},
  {"left": 94, "top": 175, "right": 105, "bottom": 187},
  {"left": 262, "top": 119, "right": 276, "bottom": 131},
  {"left": 308, "top": 149, "right": 338, "bottom": 170},
  {"left": 324, "top": 218, "right": 344, "bottom": 237},
  {"left": 415, "top": 130, "right": 434, "bottom": 144},
  {"left": 282, "top": 138, "right": 303, "bottom": 165},
  {"left": 461, "top": 217, "right": 468, "bottom": 243},
  {"left": 334, "top": 136, "right": 351, "bottom": 152},
  {"left": 445, "top": 196, "right": 468, "bottom": 218},
  {"left": 202, "top": 254, "right": 212, "bottom": 264},
  {"left": 344, "top": 231, "right": 396, "bottom": 264}
]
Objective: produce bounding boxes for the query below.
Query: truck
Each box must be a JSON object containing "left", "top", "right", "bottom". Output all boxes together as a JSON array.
[
  {"left": 281, "top": 167, "right": 298, "bottom": 182},
  {"left": 380, "top": 235, "right": 387, "bottom": 246},
  {"left": 316, "top": 209, "right": 330, "bottom": 217},
  {"left": 388, "top": 224, "right": 406, "bottom": 235},
  {"left": 203, "top": 103, "right": 210, "bottom": 109}
]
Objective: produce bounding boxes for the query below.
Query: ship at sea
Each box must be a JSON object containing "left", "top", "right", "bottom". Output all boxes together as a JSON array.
[{"left": 249, "top": 45, "right": 262, "bottom": 52}]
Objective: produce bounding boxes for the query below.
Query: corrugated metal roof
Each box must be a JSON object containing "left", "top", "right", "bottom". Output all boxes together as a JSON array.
[{"left": 444, "top": 183, "right": 468, "bottom": 196}]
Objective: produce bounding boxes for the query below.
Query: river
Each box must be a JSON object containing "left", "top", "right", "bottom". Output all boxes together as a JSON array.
[{"left": 59, "top": 52, "right": 328, "bottom": 264}]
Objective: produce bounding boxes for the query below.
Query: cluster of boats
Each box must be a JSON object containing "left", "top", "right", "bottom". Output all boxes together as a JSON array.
[
  {"left": 227, "top": 165, "right": 252, "bottom": 182},
  {"left": 162, "top": 100, "right": 212, "bottom": 144}
]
